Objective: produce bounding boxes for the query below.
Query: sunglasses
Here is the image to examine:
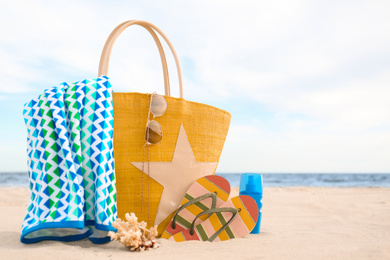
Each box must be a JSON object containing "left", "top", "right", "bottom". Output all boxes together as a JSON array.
[{"left": 144, "top": 92, "right": 167, "bottom": 145}]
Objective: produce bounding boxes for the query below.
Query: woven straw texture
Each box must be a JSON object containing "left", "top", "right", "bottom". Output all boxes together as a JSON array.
[{"left": 113, "top": 92, "right": 231, "bottom": 235}]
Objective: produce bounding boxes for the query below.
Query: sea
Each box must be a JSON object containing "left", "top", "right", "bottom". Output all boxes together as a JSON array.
[{"left": 1, "top": 172, "right": 389, "bottom": 188}]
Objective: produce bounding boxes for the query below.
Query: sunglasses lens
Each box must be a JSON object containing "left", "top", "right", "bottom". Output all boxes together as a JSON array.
[
  {"left": 151, "top": 94, "right": 167, "bottom": 117},
  {"left": 145, "top": 120, "right": 163, "bottom": 144}
]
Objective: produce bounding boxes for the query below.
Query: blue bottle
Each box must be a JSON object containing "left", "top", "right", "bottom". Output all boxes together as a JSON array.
[{"left": 239, "top": 173, "right": 263, "bottom": 234}]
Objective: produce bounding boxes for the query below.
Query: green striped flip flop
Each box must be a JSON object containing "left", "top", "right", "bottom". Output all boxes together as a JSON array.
[
  {"left": 169, "top": 195, "right": 258, "bottom": 242},
  {"left": 161, "top": 175, "right": 231, "bottom": 239}
]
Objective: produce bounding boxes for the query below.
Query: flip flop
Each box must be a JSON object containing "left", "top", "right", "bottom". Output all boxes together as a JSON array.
[
  {"left": 169, "top": 195, "right": 258, "bottom": 242},
  {"left": 161, "top": 175, "right": 231, "bottom": 239}
]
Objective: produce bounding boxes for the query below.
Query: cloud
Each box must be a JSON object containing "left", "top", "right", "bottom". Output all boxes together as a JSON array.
[
  {"left": 0, "top": 1, "right": 150, "bottom": 92},
  {"left": 218, "top": 122, "right": 390, "bottom": 173},
  {"left": 1, "top": 0, "right": 389, "bottom": 172},
  {"left": 0, "top": 49, "right": 36, "bottom": 94}
]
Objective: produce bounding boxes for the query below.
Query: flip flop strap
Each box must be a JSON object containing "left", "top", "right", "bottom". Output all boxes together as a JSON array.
[
  {"left": 171, "top": 192, "right": 217, "bottom": 229},
  {"left": 190, "top": 207, "right": 239, "bottom": 242}
]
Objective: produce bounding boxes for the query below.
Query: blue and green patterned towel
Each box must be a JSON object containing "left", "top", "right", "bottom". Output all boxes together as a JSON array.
[{"left": 21, "top": 76, "right": 117, "bottom": 244}]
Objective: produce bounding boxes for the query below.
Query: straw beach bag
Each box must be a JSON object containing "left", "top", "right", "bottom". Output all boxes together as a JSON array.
[{"left": 99, "top": 20, "right": 231, "bottom": 235}]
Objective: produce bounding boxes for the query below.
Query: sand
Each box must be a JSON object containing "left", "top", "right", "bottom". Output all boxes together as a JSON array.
[{"left": 0, "top": 186, "right": 389, "bottom": 260}]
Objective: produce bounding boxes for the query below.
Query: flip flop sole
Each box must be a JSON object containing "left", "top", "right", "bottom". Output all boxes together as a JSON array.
[{"left": 161, "top": 175, "right": 231, "bottom": 239}]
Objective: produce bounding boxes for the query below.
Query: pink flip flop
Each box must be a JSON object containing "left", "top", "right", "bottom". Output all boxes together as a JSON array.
[{"left": 161, "top": 175, "right": 231, "bottom": 239}]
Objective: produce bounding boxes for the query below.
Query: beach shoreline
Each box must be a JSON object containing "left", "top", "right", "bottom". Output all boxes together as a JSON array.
[{"left": 1, "top": 186, "right": 389, "bottom": 259}]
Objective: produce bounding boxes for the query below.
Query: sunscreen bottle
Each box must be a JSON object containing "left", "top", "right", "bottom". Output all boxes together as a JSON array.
[{"left": 239, "top": 173, "right": 263, "bottom": 234}]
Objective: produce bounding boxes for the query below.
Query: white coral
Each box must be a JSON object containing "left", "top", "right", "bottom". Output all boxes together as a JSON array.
[{"left": 108, "top": 213, "right": 161, "bottom": 252}]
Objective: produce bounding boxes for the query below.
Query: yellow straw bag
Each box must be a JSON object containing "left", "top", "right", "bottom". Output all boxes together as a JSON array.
[{"left": 98, "top": 20, "right": 231, "bottom": 235}]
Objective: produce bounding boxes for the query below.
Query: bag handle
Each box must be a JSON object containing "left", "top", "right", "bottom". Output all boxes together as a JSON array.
[
  {"left": 98, "top": 20, "right": 170, "bottom": 96},
  {"left": 98, "top": 20, "right": 171, "bottom": 95},
  {"left": 98, "top": 20, "right": 184, "bottom": 98}
]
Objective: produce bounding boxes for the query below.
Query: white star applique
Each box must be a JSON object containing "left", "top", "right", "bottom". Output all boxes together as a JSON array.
[{"left": 131, "top": 124, "right": 218, "bottom": 226}]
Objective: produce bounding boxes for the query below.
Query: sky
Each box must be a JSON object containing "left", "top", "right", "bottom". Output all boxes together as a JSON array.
[{"left": 0, "top": 0, "right": 389, "bottom": 173}]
